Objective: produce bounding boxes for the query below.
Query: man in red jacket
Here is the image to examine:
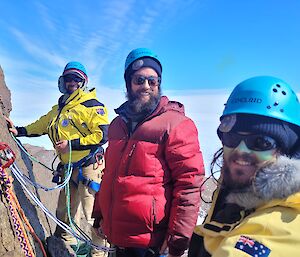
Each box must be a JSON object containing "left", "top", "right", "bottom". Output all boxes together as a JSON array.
[{"left": 93, "top": 48, "right": 204, "bottom": 257}]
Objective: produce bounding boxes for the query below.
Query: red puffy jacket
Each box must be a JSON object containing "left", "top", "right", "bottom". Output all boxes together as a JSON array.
[{"left": 93, "top": 96, "right": 204, "bottom": 256}]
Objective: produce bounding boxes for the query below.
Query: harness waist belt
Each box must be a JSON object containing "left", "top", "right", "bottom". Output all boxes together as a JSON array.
[{"left": 77, "top": 167, "right": 101, "bottom": 192}]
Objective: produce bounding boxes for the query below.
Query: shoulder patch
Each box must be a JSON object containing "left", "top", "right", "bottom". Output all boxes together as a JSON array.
[
  {"left": 96, "top": 108, "right": 106, "bottom": 115},
  {"left": 81, "top": 99, "right": 104, "bottom": 108},
  {"left": 235, "top": 235, "right": 271, "bottom": 257}
]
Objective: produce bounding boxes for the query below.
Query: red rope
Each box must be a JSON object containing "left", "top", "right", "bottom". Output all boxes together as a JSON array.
[
  {"left": 0, "top": 142, "right": 47, "bottom": 257},
  {"left": 0, "top": 166, "right": 35, "bottom": 257}
]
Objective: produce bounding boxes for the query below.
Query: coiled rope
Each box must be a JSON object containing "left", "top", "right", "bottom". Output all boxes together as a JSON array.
[
  {"left": 0, "top": 142, "right": 47, "bottom": 257},
  {"left": 6, "top": 138, "right": 115, "bottom": 254}
]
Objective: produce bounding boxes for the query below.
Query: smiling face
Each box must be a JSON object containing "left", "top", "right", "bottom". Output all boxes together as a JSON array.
[
  {"left": 64, "top": 74, "right": 84, "bottom": 94},
  {"left": 127, "top": 67, "right": 161, "bottom": 113},
  {"left": 222, "top": 133, "right": 278, "bottom": 189},
  {"left": 65, "top": 80, "right": 80, "bottom": 94}
]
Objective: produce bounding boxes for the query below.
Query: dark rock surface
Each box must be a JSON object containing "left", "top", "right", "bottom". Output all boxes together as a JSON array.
[{"left": 0, "top": 66, "right": 73, "bottom": 257}]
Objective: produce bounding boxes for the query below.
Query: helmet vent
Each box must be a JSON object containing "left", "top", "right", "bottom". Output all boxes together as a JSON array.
[
  {"left": 276, "top": 84, "right": 281, "bottom": 88},
  {"left": 282, "top": 91, "right": 287, "bottom": 95},
  {"left": 274, "top": 102, "right": 279, "bottom": 106},
  {"left": 267, "top": 105, "right": 271, "bottom": 109},
  {"left": 273, "top": 88, "right": 278, "bottom": 93}
]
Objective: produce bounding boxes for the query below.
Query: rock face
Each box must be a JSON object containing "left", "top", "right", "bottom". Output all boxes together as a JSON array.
[{"left": 0, "top": 66, "right": 73, "bottom": 256}]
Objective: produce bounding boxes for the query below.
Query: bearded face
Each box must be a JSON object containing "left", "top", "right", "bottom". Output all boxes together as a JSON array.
[
  {"left": 127, "top": 67, "right": 161, "bottom": 113},
  {"left": 222, "top": 141, "right": 277, "bottom": 190}
]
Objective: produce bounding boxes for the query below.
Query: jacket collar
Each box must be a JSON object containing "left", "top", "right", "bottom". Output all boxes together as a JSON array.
[
  {"left": 58, "top": 88, "right": 96, "bottom": 109},
  {"left": 115, "top": 96, "right": 185, "bottom": 120}
]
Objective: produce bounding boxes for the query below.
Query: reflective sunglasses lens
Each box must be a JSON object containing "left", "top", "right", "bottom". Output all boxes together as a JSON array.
[
  {"left": 132, "top": 75, "right": 160, "bottom": 86},
  {"left": 64, "top": 75, "right": 83, "bottom": 83},
  {"left": 221, "top": 132, "right": 242, "bottom": 148},
  {"left": 147, "top": 76, "right": 159, "bottom": 86},
  {"left": 246, "top": 135, "right": 277, "bottom": 151},
  {"left": 136, "top": 76, "right": 146, "bottom": 85}
]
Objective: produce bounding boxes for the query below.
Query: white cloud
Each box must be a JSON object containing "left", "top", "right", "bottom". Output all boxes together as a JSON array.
[
  {"left": 35, "top": 2, "right": 57, "bottom": 32},
  {"left": 9, "top": 28, "right": 66, "bottom": 67}
]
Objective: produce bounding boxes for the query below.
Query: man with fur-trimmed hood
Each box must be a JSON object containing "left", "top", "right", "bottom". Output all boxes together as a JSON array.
[{"left": 188, "top": 76, "right": 300, "bottom": 257}]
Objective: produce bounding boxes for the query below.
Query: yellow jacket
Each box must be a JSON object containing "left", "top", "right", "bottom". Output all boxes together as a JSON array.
[
  {"left": 194, "top": 187, "right": 300, "bottom": 257},
  {"left": 19, "top": 88, "right": 109, "bottom": 164}
]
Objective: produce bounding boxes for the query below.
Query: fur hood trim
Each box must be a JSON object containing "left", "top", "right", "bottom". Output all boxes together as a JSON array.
[{"left": 226, "top": 156, "right": 300, "bottom": 209}]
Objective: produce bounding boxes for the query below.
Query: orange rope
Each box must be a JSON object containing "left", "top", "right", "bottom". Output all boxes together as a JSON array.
[
  {"left": 1, "top": 167, "right": 35, "bottom": 257},
  {"left": 0, "top": 142, "right": 47, "bottom": 257},
  {"left": 11, "top": 193, "right": 48, "bottom": 257}
]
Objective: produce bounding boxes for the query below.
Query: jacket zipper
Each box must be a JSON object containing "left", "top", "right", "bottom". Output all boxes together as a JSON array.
[
  {"left": 124, "top": 143, "right": 136, "bottom": 176},
  {"left": 108, "top": 125, "right": 129, "bottom": 239},
  {"left": 54, "top": 108, "right": 64, "bottom": 142},
  {"left": 69, "top": 119, "right": 86, "bottom": 137},
  {"left": 53, "top": 91, "right": 80, "bottom": 142},
  {"left": 152, "top": 197, "right": 157, "bottom": 227}
]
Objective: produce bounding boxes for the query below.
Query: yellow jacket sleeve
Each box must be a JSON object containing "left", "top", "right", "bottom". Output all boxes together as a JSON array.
[{"left": 22, "top": 107, "right": 57, "bottom": 137}]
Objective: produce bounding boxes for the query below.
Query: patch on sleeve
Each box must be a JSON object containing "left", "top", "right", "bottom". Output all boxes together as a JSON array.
[
  {"left": 235, "top": 235, "right": 271, "bottom": 257},
  {"left": 96, "top": 108, "right": 105, "bottom": 115}
]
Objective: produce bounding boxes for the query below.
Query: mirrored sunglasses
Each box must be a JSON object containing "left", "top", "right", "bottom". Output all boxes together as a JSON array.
[
  {"left": 131, "top": 75, "right": 161, "bottom": 87},
  {"left": 222, "top": 132, "right": 278, "bottom": 151},
  {"left": 64, "top": 74, "right": 84, "bottom": 83}
]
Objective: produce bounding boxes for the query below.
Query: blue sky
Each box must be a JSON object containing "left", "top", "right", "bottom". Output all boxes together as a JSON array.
[{"left": 1, "top": 0, "right": 300, "bottom": 172}]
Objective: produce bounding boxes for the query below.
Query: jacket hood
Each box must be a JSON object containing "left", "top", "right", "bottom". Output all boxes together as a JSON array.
[
  {"left": 225, "top": 156, "right": 300, "bottom": 210},
  {"left": 154, "top": 96, "right": 185, "bottom": 116}
]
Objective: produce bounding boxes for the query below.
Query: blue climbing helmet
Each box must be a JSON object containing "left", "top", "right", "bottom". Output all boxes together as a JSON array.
[
  {"left": 124, "top": 48, "right": 162, "bottom": 90},
  {"left": 58, "top": 61, "right": 88, "bottom": 94},
  {"left": 221, "top": 76, "right": 300, "bottom": 127},
  {"left": 124, "top": 48, "right": 161, "bottom": 72}
]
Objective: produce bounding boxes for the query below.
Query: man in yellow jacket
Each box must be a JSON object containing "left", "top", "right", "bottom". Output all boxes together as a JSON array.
[
  {"left": 188, "top": 76, "right": 300, "bottom": 257},
  {"left": 6, "top": 61, "right": 109, "bottom": 257}
]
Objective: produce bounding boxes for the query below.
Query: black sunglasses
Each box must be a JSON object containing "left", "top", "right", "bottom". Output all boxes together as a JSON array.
[
  {"left": 222, "top": 132, "right": 278, "bottom": 151},
  {"left": 131, "top": 75, "right": 161, "bottom": 87},
  {"left": 64, "top": 74, "right": 84, "bottom": 83}
]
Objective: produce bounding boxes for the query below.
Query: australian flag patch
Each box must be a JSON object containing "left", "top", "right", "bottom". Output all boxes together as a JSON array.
[{"left": 235, "top": 235, "right": 271, "bottom": 256}]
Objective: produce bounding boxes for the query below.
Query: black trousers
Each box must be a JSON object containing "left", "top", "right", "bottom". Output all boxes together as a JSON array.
[
  {"left": 115, "top": 247, "right": 160, "bottom": 257},
  {"left": 188, "top": 232, "right": 210, "bottom": 257}
]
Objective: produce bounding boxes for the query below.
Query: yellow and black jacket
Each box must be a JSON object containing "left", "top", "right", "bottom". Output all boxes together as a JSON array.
[
  {"left": 191, "top": 156, "right": 300, "bottom": 257},
  {"left": 17, "top": 88, "right": 109, "bottom": 164}
]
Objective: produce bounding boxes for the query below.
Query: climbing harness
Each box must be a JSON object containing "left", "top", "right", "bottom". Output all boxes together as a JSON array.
[
  {"left": 66, "top": 146, "right": 103, "bottom": 192},
  {"left": 0, "top": 143, "right": 47, "bottom": 257},
  {"left": 77, "top": 166, "right": 100, "bottom": 192}
]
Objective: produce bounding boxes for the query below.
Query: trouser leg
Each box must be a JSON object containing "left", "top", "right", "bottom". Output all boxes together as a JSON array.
[
  {"left": 116, "top": 247, "right": 159, "bottom": 257},
  {"left": 188, "top": 233, "right": 204, "bottom": 257},
  {"left": 54, "top": 168, "right": 80, "bottom": 244},
  {"left": 80, "top": 161, "right": 108, "bottom": 257}
]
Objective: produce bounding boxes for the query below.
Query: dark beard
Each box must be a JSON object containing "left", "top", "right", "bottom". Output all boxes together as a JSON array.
[
  {"left": 222, "top": 166, "right": 253, "bottom": 190},
  {"left": 127, "top": 87, "right": 161, "bottom": 114}
]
